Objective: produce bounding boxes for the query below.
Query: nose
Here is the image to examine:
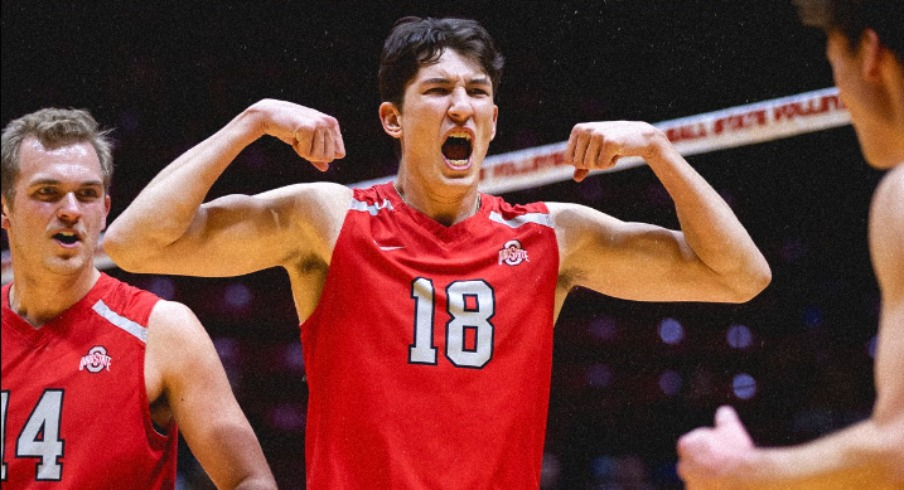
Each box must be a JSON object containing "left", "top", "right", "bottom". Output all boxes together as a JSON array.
[
  {"left": 56, "top": 192, "right": 82, "bottom": 223},
  {"left": 447, "top": 87, "right": 473, "bottom": 123}
]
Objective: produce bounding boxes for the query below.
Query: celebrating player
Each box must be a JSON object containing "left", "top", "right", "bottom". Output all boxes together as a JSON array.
[{"left": 105, "top": 16, "right": 770, "bottom": 487}]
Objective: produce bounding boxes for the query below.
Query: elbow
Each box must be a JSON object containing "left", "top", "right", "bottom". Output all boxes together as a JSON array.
[
  {"left": 725, "top": 259, "right": 772, "bottom": 303},
  {"left": 102, "top": 224, "right": 152, "bottom": 273},
  {"left": 101, "top": 231, "right": 136, "bottom": 272},
  {"left": 748, "top": 260, "right": 773, "bottom": 299}
]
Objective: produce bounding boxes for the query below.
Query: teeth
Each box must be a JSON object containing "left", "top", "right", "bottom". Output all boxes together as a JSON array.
[
  {"left": 448, "top": 131, "right": 471, "bottom": 140},
  {"left": 59, "top": 232, "right": 75, "bottom": 236},
  {"left": 443, "top": 131, "right": 472, "bottom": 165}
]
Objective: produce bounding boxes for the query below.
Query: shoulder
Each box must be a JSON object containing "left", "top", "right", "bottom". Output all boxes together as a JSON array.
[
  {"left": 145, "top": 300, "right": 208, "bottom": 351},
  {"left": 872, "top": 165, "right": 904, "bottom": 211},
  {"left": 144, "top": 300, "right": 214, "bottom": 383},
  {"left": 143, "top": 299, "right": 223, "bottom": 407},
  {"left": 870, "top": 165, "right": 904, "bottom": 290},
  {"left": 291, "top": 182, "right": 352, "bottom": 224},
  {"left": 311, "top": 181, "right": 354, "bottom": 203},
  {"left": 870, "top": 165, "right": 904, "bottom": 240},
  {"left": 250, "top": 181, "right": 351, "bottom": 214},
  {"left": 545, "top": 201, "right": 623, "bottom": 232},
  {"left": 247, "top": 181, "right": 353, "bottom": 255}
]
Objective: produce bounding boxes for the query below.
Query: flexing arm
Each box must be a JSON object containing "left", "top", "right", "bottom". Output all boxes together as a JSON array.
[
  {"left": 676, "top": 168, "right": 904, "bottom": 488},
  {"left": 554, "top": 121, "right": 771, "bottom": 303},
  {"left": 146, "top": 301, "right": 277, "bottom": 489},
  {"left": 104, "top": 99, "right": 348, "bottom": 277}
]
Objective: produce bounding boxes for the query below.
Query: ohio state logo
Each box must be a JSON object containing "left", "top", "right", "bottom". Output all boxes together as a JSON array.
[
  {"left": 498, "top": 240, "right": 529, "bottom": 266},
  {"left": 79, "top": 345, "right": 112, "bottom": 373}
]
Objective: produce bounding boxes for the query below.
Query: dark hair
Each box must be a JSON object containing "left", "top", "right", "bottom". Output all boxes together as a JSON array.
[
  {"left": 2, "top": 108, "right": 114, "bottom": 203},
  {"left": 378, "top": 16, "right": 505, "bottom": 109},
  {"left": 794, "top": 0, "right": 903, "bottom": 61}
]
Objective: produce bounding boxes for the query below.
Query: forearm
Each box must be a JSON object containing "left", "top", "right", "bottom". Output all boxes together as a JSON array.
[
  {"left": 106, "top": 109, "right": 262, "bottom": 263},
  {"left": 744, "top": 419, "right": 902, "bottom": 488},
  {"left": 645, "top": 137, "right": 770, "bottom": 299},
  {"left": 200, "top": 421, "right": 277, "bottom": 490}
]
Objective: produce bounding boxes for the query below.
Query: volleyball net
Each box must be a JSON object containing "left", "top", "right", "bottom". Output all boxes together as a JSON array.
[{"left": 1, "top": 87, "right": 850, "bottom": 284}]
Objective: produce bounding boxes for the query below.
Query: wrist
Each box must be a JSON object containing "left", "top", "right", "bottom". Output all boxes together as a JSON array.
[
  {"left": 642, "top": 126, "right": 676, "bottom": 163},
  {"left": 229, "top": 104, "right": 269, "bottom": 146},
  {"left": 733, "top": 448, "right": 772, "bottom": 485}
]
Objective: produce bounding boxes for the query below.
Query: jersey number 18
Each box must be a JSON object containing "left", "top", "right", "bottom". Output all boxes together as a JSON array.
[{"left": 408, "top": 278, "right": 495, "bottom": 369}]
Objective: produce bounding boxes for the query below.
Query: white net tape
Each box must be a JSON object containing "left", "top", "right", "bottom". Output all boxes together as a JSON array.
[{"left": 1, "top": 87, "right": 850, "bottom": 284}]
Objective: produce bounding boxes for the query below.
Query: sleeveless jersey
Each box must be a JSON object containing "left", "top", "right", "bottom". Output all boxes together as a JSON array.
[
  {"left": 301, "top": 183, "right": 559, "bottom": 489},
  {"left": 1, "top": 273, "right": 178, "bottom": 489}
]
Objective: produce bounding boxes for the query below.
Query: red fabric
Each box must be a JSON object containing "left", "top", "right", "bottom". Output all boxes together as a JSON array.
[
  {"left": 2, "top": 273, "right": 178, "bottom": 489},
  {"left": 301, "top": 183, "right": 559, "bottom": 489}
]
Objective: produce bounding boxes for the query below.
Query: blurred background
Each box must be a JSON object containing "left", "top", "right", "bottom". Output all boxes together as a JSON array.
[{"left": 2, "top": 1, "right": 883, "bottom": 488}]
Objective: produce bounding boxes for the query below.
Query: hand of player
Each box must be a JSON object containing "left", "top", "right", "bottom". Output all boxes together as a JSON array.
[
  {"left": 249, "top": 99, "right": 346, "bottom": 171},
  {"left": 676, "top": 405, "right": 756, "bottom": 489},
  {"left": 564, "top": 120, "right": 666, "bottom": 182}
]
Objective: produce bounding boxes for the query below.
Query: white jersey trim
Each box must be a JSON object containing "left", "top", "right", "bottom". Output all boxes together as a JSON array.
[
  {"left": 488, "top": 211, "right": 553, "bottom": 229},
  {"left": 92, "top": 299, "right": 149, "bottom": 343},
  {"left": 350, "top": 198, "right": 394, "bottom": 216}
]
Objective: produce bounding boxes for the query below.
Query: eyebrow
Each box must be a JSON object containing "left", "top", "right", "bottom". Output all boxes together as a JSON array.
[
  {"left": 28, "top": 178, "right": 104, "bottom": 188},
  {"left": 419, "top": 76, "right": 492, "bottom": 86}
]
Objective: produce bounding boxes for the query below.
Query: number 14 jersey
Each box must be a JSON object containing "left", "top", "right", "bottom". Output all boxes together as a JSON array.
[
  {"left": 301, "top": 183, "right": 559, "bottom": 489},
  {"left": 1, "top": 274, "right": 177, "bottom": 489}
]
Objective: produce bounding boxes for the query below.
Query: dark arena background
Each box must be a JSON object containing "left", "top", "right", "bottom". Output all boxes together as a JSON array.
[{"left": 2, "top": 1, "right": 884, "bottom": 488}]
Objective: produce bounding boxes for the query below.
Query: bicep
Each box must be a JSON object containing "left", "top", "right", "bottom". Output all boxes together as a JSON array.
[
  {"left": 552, "top": 202, "right": 734, "bottom": 302},
  {"left": 142, "top": 183, "right": 345, "bottom": 277}
]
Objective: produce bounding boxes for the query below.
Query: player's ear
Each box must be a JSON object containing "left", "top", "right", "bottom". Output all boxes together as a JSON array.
[
  {"left": 1, "top": 196, "right": 10, "bottom": 231},
  {"left": 859, "top": 28, "right": 883, "bottom": 81},
  {"left": 101, "top": 194, "right": 111, "bottom": 231},
  {"left": 380, "top": 102, "right": 402, "bottom": 139},
  {"left": 490, "top": 104, "right": 498, "bottom": 141}
]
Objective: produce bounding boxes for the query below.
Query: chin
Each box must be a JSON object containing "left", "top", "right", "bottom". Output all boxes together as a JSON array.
[
  {"left": 45, "top": 256, "right": 89, "bottom": 276},
  {"left": 440, "top": 170, "right": 479, "bottom": 187}
]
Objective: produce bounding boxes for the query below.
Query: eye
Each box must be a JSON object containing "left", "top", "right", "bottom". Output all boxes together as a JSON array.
[
  {"left": 35, "top": 187, "right": 59, "bottom": 199},
  {"left": 468, "top": 88, "right": 490, "bottom": 97},
  {"left": 425, "top": 87, "right": 450, "bottom": 95},
  {"left": 77, "top": 188, "right": 102, "bottom": 200}
]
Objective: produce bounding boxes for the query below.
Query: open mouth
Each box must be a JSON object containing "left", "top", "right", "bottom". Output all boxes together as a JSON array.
[
  {"left": 54, "top": 231, "right": 80, "bottom": 246},
  {"left": 441, "top": 132, "right": 472, "bottom": 167}
]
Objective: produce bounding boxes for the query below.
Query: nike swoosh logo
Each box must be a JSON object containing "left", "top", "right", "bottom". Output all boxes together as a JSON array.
[{"left": 378, "top": 245, "right": 405, "bottom": 251}]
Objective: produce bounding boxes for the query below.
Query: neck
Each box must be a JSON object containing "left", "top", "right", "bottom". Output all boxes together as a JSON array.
[
  {"left": 9, "top": 267, "right": 100, "bottom": 327},
  {"left": 877, "top": 62, "right": 904, "bottom": 166},
  {"left": 393, "top": 180, "right": 481, "bottom": 227}
]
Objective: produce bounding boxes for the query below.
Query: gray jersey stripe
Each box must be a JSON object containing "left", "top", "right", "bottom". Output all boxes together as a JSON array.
[
  {"left": 489, "top": 211, "right": 553, "bottom": 229},
  {"left": 92, "top": 300, "right": 148, "bottom": 343},
  {"left": 350, "top": 198, "right": 394, "bottom": 216}
]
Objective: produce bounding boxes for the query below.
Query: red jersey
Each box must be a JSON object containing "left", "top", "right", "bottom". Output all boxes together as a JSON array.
[
  {"left": 1, "top": 273, "right": 178, "bottom": 489},
  {"left": 301, "top": 183, "right": 559, "bottom": 489}
]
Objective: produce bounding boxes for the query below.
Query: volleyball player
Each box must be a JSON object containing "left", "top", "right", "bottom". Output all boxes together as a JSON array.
[
  {"left": 1, "top": 108, "right": 276, "bottom": 488},
  {"left": 105, "top": 16, "right": 770, "bottom": 487},
  {"left": 677, "top": 0, "right": 904, "bottom": 487}
]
